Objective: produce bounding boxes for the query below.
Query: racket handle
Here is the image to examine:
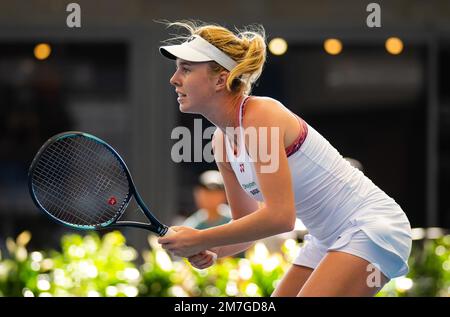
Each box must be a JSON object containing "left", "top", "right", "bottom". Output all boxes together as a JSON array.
[{"left": 163, "top": 227, "right": 176, "bottom": 236}]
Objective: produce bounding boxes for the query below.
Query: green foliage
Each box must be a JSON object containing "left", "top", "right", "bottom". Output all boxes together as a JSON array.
[
  {"left": 1, "top": 231, "right": 449, "bottom": 297},
  {"left": 0, "top": 231, "right": 37, "bottom": 296},
  {"left": 0, "top": 231, "right": 140, "bottom": 297},
  {"left": 138, "top": 236, "right": 294, "bottom": 297}
]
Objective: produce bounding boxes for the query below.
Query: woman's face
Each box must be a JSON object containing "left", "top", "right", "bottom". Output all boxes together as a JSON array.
[{"left": 169, "top": 59, "right": 217, "bottom": 113}]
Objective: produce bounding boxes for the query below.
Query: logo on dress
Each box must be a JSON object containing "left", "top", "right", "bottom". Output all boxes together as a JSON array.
[{"left": 239, "top": 163, "right": 245, "bottom": 173}]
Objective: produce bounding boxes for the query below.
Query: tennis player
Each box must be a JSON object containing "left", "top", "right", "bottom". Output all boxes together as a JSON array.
[{"left": 157, "top": 21, "right": 412, "bottom": 296}]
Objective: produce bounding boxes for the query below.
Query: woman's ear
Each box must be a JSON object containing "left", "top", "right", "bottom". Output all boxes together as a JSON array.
[{"left": 215, "top": 71, "right": 229, "bottom": 91}]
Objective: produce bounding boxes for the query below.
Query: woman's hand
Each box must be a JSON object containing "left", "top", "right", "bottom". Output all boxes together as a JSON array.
[
  {"left": 158, "top": 226, "right": 208, "bottom": 258},
  {"left": 187, "top": 250, "right": 217, "bottom": 269}
]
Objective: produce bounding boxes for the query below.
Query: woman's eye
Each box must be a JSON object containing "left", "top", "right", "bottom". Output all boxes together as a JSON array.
[{"left": 175, "top": 65, "right": 191, "bottom": 74}]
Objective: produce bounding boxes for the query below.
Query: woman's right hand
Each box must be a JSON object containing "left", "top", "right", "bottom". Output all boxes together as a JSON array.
[{"left": 187, "top": 250, "right": 217, "bottom": 270}]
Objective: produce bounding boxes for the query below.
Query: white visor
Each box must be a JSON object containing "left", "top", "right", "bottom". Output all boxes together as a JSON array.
[{"left": 159, "top": 35, "right": 237, "bottom": 71}]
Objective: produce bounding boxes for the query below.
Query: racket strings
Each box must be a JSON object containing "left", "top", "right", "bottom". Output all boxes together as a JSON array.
[
  {"left": 33, "top": 138, "right": 127, "bottom": 225},
  {"left": 33, "top": 141, "right": 120, "bottom": 225},
  {"left": 33, "top": 158, "right": 116, "bottom": 226},
  {"left": 31, "top": 136, "right": 130, "bottom": 227},
  {"left": 51, "top": 137, "right": 129, "bottom": 221},
  {"left": 38, "top": 140, "right": 128, "bottom": 199}
]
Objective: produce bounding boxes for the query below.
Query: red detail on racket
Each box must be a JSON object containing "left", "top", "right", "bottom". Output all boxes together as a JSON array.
[{"left": 108, "top": 197, "right": 117, "bottom": 206}]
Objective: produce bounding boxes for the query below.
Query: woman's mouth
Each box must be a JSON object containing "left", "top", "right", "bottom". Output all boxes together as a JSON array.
[{"left": 177, "top": 92, "right": 187, "bottom": 103}]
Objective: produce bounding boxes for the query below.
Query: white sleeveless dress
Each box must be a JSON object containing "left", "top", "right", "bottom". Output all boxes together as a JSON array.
[{"left": 223, "top": 96, "right": 412, "bottom": 279}]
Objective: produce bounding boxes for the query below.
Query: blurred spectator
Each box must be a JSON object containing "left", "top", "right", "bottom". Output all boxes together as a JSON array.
[{"left": 183, "top": 170, "right": 231, "bottom": 230}]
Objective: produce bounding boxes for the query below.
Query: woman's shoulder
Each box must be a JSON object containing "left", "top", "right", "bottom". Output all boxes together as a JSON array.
[
  {"left": 246, "top": 95, "right": 281, "bottom": 108},
  {"left": 243, "top": 96, "right": 295, "bottom": 128}
]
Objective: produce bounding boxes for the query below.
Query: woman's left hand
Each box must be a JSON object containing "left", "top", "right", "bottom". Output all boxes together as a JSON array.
[{"left": 158, "top": 226, "right": 207, "bottom": 258}]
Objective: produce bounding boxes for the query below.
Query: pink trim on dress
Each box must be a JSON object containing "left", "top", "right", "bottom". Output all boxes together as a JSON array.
[
  {"left": 286, "top": 116, "right": 308, "bottom": 157},
  {"left": 238, "top": 96, "right": 308, "bottom": 157}
]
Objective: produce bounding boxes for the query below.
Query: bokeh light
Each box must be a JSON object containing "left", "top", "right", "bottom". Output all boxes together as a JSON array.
[
  {"left": 268, "top": 37, "right": 288, "bottom": 56},
  {"left": 34, "top": 43, "right": 51, "bottom": 60},
  {"left": 385, "top": 37, "right": 404, "bottom": 55},
  {"left": 324, "top": 38, "right": 343, "bottom": 55}
]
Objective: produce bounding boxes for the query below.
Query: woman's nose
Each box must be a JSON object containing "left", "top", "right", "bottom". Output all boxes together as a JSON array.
[{"left": 170, "top": 72, "right": 180, "bottom": 87}]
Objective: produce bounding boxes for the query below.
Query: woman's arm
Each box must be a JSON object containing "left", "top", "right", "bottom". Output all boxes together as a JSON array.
[
  {"left": 209, "top": 241, "right": 254, "bottom": 258},
  {"left": 207, "top": 128, "right": 260, "bottom": 257},
  {"left": 159, "top": 99, "right": 297, "bottom": 257},
  {"left": 184, "top": 129, "right": 259, "bottom": 266},
  {"left": 199, "top": 98, "right": 297, "bottom": 249}
]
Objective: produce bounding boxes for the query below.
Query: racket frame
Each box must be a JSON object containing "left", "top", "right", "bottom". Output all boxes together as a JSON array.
[{"left": 28, "top": 131, "right": 169, "bottom": 236}]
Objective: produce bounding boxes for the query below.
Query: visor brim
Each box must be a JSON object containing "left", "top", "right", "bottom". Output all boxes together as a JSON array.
[{"left": 159, "top": 44, "right": 213, "bottom": 63}]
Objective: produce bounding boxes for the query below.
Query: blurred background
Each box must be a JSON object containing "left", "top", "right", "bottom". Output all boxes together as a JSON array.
[{"left": 0, "top": 0, "right": 449, "bottom": 297}]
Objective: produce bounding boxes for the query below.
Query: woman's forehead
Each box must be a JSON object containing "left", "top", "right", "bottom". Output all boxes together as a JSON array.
[
  {"left": 176, "top": 58, "right": 192, "bottom": 65},
  {"left": 176, "top": 59, "right": 208, "bottom": 67}
]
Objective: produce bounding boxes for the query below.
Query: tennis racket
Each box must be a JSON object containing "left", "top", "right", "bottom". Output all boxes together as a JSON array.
[
  {"left": 28, "top": 131, "right": 176, "bottom": 236},
  {"left": 28, "top": 131, "right": 218, "bottom": 261}
]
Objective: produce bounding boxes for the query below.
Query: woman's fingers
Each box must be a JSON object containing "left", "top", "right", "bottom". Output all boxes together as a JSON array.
[
  {"left": 188, "top": 252, "right": 214, "bottom": 269},
  {"left": 188, "top": 253, "right": 207, "bottom": 262},
  {"left": 195, "top": 257, "right": 211, "bottom": 267},
  {"left": 190, "top": 256, "right": 209, "bottom": 266},
  {"left": 193, "top": 259, "right": 213, "bottom": 270}
]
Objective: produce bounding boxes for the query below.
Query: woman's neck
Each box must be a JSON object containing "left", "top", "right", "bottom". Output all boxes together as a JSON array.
[{"left": 201, "top": 94, "right": 245, "bottom": 136}]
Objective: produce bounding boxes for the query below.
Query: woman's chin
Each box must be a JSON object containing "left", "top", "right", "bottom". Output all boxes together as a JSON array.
[
  {"left": 179, "top": 102, "right": 194, "bottom": 113},
  {"left": 179, "top": 103, "right": 188, "bottom": 113}
]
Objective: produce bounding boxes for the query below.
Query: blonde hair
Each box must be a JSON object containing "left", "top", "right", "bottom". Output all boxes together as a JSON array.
[{"left": 161, "top": 20, "right": 267, "bottom": 96}]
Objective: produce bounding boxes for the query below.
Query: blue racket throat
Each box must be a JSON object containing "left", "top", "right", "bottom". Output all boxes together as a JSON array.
[{"left": 28, "top": 131, "right": 170, "bottom": 237}]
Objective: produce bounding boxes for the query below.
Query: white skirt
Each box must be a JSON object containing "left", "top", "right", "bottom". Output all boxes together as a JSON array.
[{"left": 293, "top": 206, "right": 412, "bottom": 280}]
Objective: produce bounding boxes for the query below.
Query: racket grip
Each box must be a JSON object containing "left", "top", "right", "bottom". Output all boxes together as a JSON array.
[{"left": 163, "top": 227, "right": 176, "bottom": 236}]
